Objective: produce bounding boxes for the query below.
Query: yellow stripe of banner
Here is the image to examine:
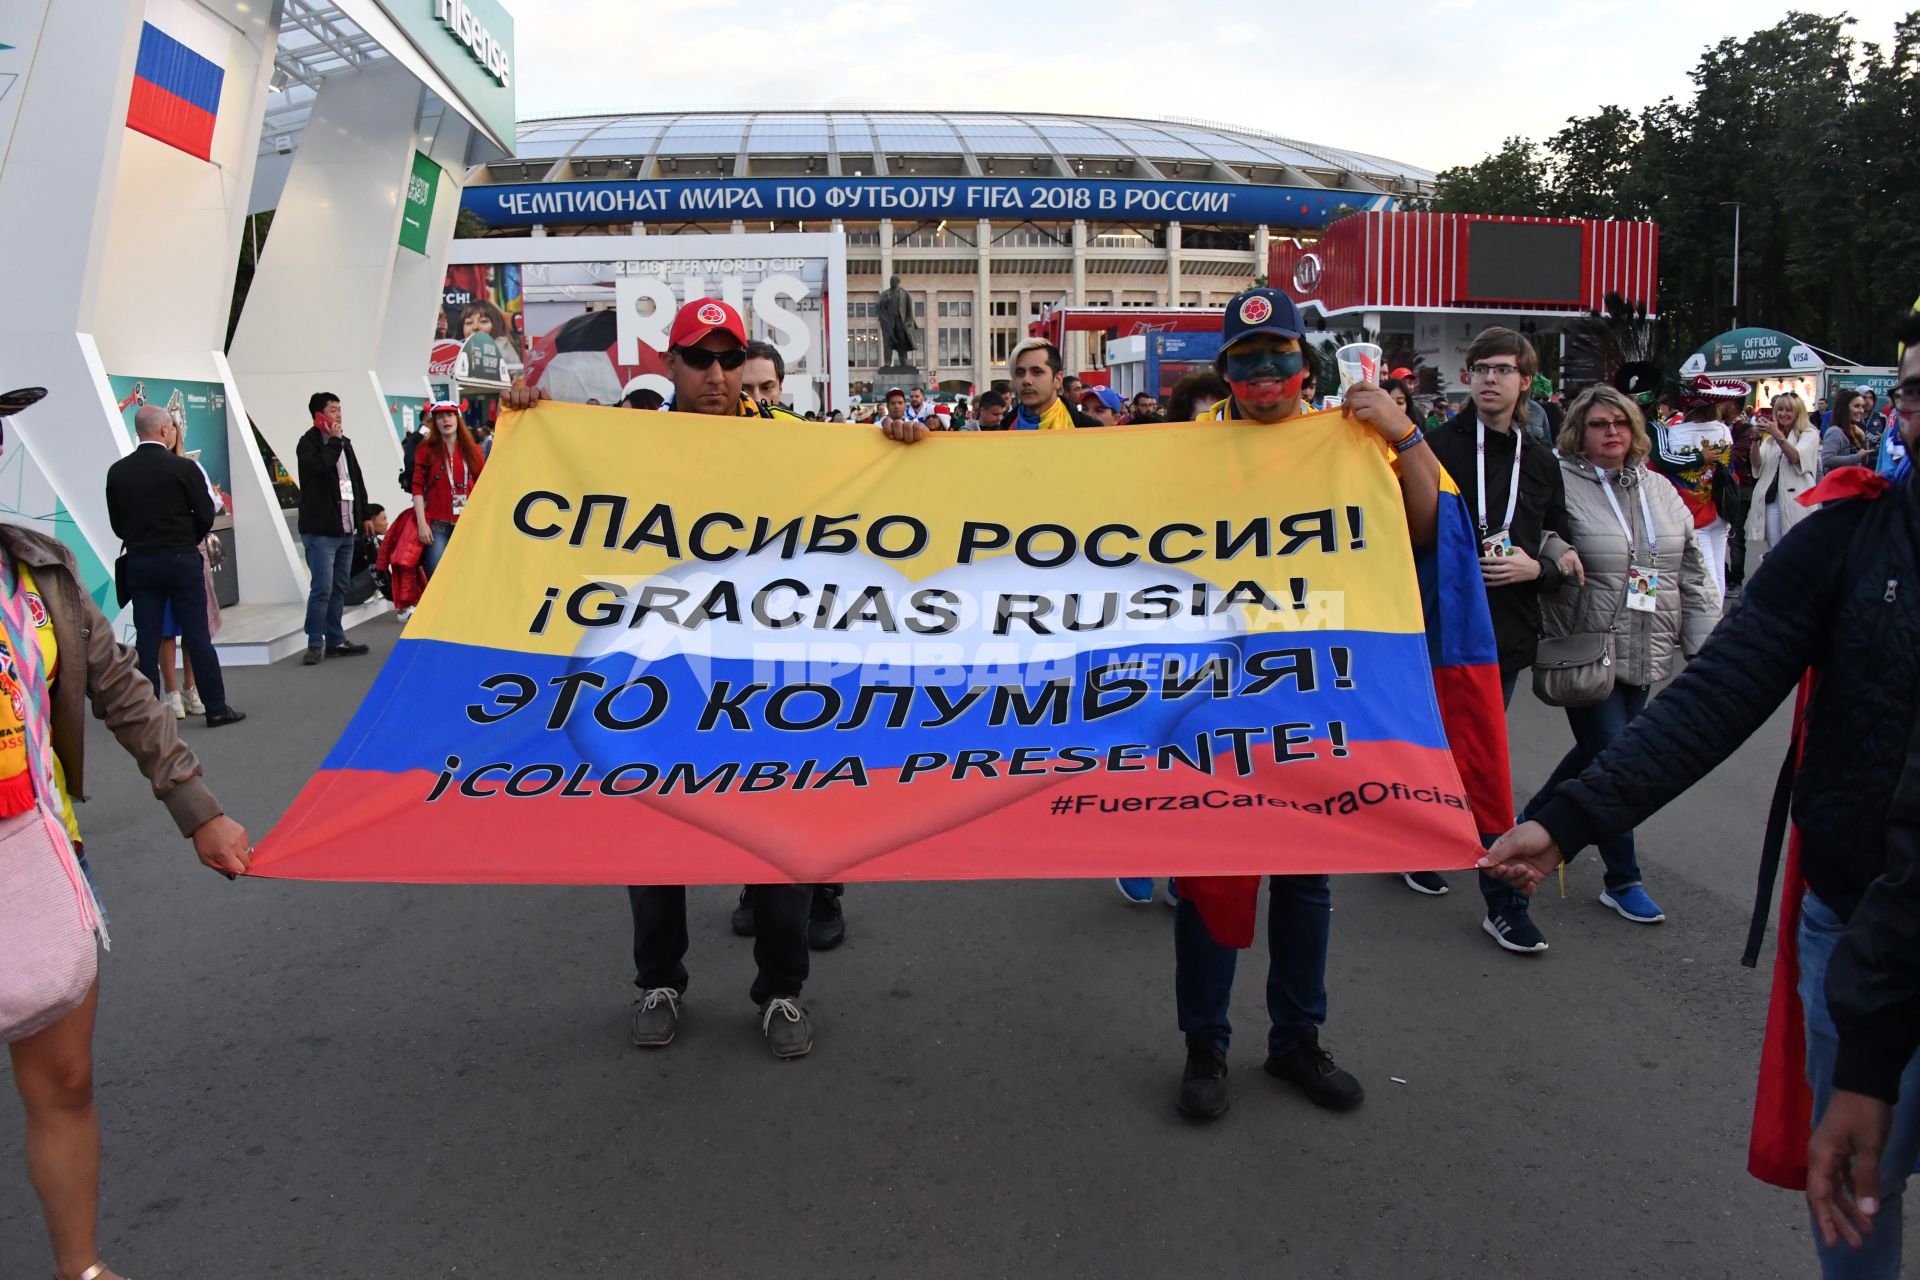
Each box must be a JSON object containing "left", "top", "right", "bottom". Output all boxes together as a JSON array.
[{"left": 412, "top": 404, "right": 1427, "bottom": 657}]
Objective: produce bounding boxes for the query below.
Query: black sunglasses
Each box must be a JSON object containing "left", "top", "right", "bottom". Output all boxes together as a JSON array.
[{"left": 671, "top": 345, "right": 746, "bottom": 372}]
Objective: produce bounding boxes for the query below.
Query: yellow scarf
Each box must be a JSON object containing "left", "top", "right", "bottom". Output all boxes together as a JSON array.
[{"left": 1013, "top": 396, "right": 1077, "bottom": 431}]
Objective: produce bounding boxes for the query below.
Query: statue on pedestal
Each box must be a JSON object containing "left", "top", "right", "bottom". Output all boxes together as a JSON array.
[{"left": 876, "top": 274, "right": 918, "bottom": 370}]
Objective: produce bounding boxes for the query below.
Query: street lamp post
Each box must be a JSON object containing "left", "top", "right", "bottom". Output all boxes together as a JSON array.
[{"left": 1720, "top": 200, "right": 1743, "bottom": 330}]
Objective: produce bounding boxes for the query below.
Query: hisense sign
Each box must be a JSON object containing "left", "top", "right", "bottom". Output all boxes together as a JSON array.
[{"left": 434, "top": 0, "right": 510, "bottom": 85}]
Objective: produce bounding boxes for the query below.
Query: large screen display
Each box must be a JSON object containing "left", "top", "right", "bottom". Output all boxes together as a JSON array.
[{"left": 1465, "top": 222, "right": 1583, "bottom": 304}]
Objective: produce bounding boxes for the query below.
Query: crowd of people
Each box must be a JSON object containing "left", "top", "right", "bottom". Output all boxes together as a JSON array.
[{"left": 3, "top": 285, "right": 1916, "bottom": 1279}]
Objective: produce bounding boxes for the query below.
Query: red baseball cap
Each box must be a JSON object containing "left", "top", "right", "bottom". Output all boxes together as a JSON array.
[
  {"left": 667, "top": 298, "right": 747, "bottom": 349},
  {"left": 1389, "top": 366, "right": 1414, "bottom": 380}
]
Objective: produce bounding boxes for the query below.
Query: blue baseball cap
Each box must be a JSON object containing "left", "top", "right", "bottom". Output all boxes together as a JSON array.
[
  {"left": 1221, "top": 288, "right": 1304, "bottom": 350},
  {"left": 1077, "top": 386, "right": 1126, "bottom": 413}
]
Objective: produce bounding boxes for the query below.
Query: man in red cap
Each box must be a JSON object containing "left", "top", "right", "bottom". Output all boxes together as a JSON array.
[{"left": 503, "top": 298, "right": 819, "bottom": 1060}]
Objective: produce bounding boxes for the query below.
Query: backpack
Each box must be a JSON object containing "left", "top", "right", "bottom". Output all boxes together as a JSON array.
[{"left": 397, "top": 429, "right": 425, "bottom": 491}]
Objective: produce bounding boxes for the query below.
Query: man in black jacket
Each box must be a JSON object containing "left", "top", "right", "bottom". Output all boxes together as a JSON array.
[
  {"left": 1485, "top": 327, "right": 1920, "bottom": 1275},
  {"left": 295, "top": 391, "right": 372, "bottom": 666},
  {"left": 104, "top": 405, "right": 243, "bottom": 726},
  {"left": 1416, "top": 327, "right": 1577, "bottom": 954},
  {"left": 503, "top": 298, "right": 820, "bottom": 1061}
]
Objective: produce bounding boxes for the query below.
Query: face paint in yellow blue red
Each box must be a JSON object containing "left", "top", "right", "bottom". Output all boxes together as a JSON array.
[{"left": 1225, "top": 338, "right": 1306, "bottom": 412}]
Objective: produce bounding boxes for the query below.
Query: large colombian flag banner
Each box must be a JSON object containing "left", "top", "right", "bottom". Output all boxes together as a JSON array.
[{"left": 252, "top": 404, "right": 1497, "bottom": 888}]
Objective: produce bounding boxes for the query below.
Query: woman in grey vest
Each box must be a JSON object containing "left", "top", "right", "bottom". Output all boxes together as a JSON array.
[{"left": 1525, "top": 385, "right": 1721, "bottom": 926}]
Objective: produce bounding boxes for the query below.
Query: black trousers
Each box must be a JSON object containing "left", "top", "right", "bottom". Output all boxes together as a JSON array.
[
  {"left": 629, "top": 884, "right": 809, "bottom": 1004},
  {"left": 125, "top": 551, "right": 227, "bottom": 713}
]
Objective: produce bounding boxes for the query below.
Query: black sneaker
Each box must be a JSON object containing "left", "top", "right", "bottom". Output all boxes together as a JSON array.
[
  {"left": 1177, "top": 1036, "right": 1230, "bottom": 1119},
  {"left": 807, "top": 885, "right": 846, "bottom": 951},
  {"left": 629, "top": 987, "right": 681, "bottom": 1048},
  {"left": 1400, "top": 871, "right": 1449, "bottom": 895},
  {"left": 1483, "top": 905, "right": 1550, "bottom": 954},
  {"left": 1263, "top": 1026, "right": 1364, "bottom": 1111},
  {"left": 760, "top": 997, "right": 813, "bottom": 1059},
  {"left": 302, "top": 647, "right": 323, "bottom": 666},
  {"left": 730, "top": 887, "right": 755, "bottom": 937},
  {"left": 325, "top": 641, "right": 370, "bottom": 657},
  {"left": 204, "top": 707, "right": 247, "bottom": 728}
]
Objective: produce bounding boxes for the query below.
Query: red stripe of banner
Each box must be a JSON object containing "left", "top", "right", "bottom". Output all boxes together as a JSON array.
[
  {"left": 252, "top": 738, "right": 1484, "bottom": 886},
  {"left": 127, "top": 77, "right": 216, "bottom": 161}
]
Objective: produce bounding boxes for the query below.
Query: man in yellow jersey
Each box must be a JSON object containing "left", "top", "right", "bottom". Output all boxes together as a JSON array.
[
  {"left": 1175, "top": 286, "right": 1439, "bottom": 1120},
  {"left": 880, "top": 337, "right": 1095, "bottom": 443}
]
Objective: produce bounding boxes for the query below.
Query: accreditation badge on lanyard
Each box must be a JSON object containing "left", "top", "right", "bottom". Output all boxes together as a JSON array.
[
  {"left": 1477, "top": 423, "right": 1523, "bottom": 557},
  {"left": 1603, "top": 474, "right": 1660, "bottom": 613},
  {"left": 446, "top": 454, "right": 470, "bottom": 517}
]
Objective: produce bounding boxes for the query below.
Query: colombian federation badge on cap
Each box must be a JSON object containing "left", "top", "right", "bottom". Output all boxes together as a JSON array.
[
  {"left": 1240, "top": 295, "right": 1273, "bottom": 325},
  {"left": 696, "top": 302, "right": 728, "bottom": 327}
]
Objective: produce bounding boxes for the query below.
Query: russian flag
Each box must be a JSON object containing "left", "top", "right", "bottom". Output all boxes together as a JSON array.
[{"left": 126, "top": 23, "right": 222, "bottom": 161}]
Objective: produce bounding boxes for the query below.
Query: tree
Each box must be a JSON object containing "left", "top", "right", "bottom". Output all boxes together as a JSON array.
[
  {"left": 1435, "top": 10, "right": 1920, "bottom": 365},
  {"left": 1431, "top": 137, "right": 1550, "bottom": 216}
]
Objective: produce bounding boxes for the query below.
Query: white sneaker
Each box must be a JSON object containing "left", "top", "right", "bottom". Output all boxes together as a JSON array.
[
  {"left": 166, "top": 690, "right": 185, "bottom": 719},
  {"left": 395, "top": 606, "right": 415, "bottom": 623},
  {"left": 182, "top": 687, "right": 206, "bottom": 716}
]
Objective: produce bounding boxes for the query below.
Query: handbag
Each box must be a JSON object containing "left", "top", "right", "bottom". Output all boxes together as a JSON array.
[
  {"left": 0, "top": 557, "right": 105, "bottom": 1043},
  {"left": 0, "top": 807, "right": 98, "bottom": 1042},
  {"left": 1532, "top": 580, "right": 1629, "bottom": 709}
]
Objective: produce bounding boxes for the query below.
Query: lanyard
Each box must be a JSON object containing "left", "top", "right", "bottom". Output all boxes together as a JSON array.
[
  {"left": 1475, "top": 423, "right": 1523, "bottom": 537},
  {"left": 442, "top": 449, "right": 469, "bottom": 499},
  {"left": 1600, "top": 471, "right": 1658, "bottom": 562}
]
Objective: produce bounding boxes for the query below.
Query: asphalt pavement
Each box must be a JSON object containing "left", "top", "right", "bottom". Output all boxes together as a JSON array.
[{"left": 1, "top": 612, "right": 1820, "bottom": 1279}]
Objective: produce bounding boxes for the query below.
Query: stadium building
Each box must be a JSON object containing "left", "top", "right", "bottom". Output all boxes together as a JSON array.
[{"left": 457, "top": 109, "right": 1436, "bottom": 393}]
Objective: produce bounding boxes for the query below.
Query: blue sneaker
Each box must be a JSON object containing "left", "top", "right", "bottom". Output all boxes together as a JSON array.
[
  {"left": 1163, "top": 878, "right": 1180, "bottom": 906},
  {"left": 1116, "top": 878, "right": 1156, "bottom": 904},
  {"left": 1600, "top": 884, "right": 1666, "bottom": 924}
]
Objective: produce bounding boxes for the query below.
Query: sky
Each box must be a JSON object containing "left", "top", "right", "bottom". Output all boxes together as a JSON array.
[{"left": 505, "top": 0, "right": 1914, "bottom": 173}]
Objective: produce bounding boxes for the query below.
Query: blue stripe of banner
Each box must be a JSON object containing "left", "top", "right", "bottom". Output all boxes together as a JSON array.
[
  {"left": 1420, "top": 489, "right": 1500, "bottom": 670},
  {"left": 322, "top": 630, "right": 1450, "bottom": 777},
  {"left": 134, "top": 23, "right": 223, "bottom": 116}
]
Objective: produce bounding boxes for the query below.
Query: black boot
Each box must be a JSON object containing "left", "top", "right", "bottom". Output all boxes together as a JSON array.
[
  {"left": 807, "top": 884, "right": 846, "bottom": 951},
  {"left": 1177, "top": 1035, "right": 1229, "bottom": 1119},
  {"left": 1263, "top": 1026, "right": 1364, "bottom": 1111}
]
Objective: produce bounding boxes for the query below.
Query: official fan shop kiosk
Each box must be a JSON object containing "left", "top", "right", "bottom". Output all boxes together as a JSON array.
[{"left": 1681, "top": 327, "right": 1897, "bottom": 408}]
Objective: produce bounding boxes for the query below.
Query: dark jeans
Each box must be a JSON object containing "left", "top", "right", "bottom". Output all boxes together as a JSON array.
[
  {"left": 1521, "top": 682, "right": 1651, "bottom": 891},
  {"left": 1801, "top": 893, "right": 1920, "bottom": 1278},
  {"left": 420, "top": 519, "right": 456, "bottom": 579},
  {"left": 1174, "top": 874, "right": 1330, "bottom": 1055},
  {"left": 125, "top": 551, "right": 226, "bottom": 713},
  {"left": 301, "top": 532, "right": 353, "bottom": 648},
  {"left": 629, "top": 884, "right": 809, "bottom": 1005},
  {"left": 1479, "top": 666, "right": 1526, "bottom": 914}
]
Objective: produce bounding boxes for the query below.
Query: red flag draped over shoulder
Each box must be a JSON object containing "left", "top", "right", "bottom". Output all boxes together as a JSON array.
[
  {"left": 1183, "top": 467, "right": 1511, "bottom": 947},
  {"left": 1747, "top": 465, "right": 1889, "bottom": 1188}
]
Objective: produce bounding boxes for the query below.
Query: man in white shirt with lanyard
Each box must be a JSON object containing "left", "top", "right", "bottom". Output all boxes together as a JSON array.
[{"left": 1417, "top": 328, "right": 1579, "bottom": 955}]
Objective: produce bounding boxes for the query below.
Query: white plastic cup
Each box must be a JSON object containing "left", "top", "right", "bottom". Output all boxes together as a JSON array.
[{"left": 1335, "top": 342, "right": 1383, "bottom": 393}]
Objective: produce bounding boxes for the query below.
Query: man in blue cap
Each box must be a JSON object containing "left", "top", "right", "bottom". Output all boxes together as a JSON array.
[
  {"left": 1173, "top": 286, "right": 1440, "bottom": 1121},
  {"left": 1075, "top": 385, "right": 1126, "bottom": 426}
]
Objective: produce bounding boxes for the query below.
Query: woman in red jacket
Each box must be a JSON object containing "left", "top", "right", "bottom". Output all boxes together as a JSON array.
[{"left": 409, "top": 402, "right": 485, "bottom": 580}]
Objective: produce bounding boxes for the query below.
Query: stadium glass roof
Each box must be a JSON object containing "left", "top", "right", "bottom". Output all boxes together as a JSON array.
[{"left": 505, "top": 109, "right": 1435, "bottom": 187}]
